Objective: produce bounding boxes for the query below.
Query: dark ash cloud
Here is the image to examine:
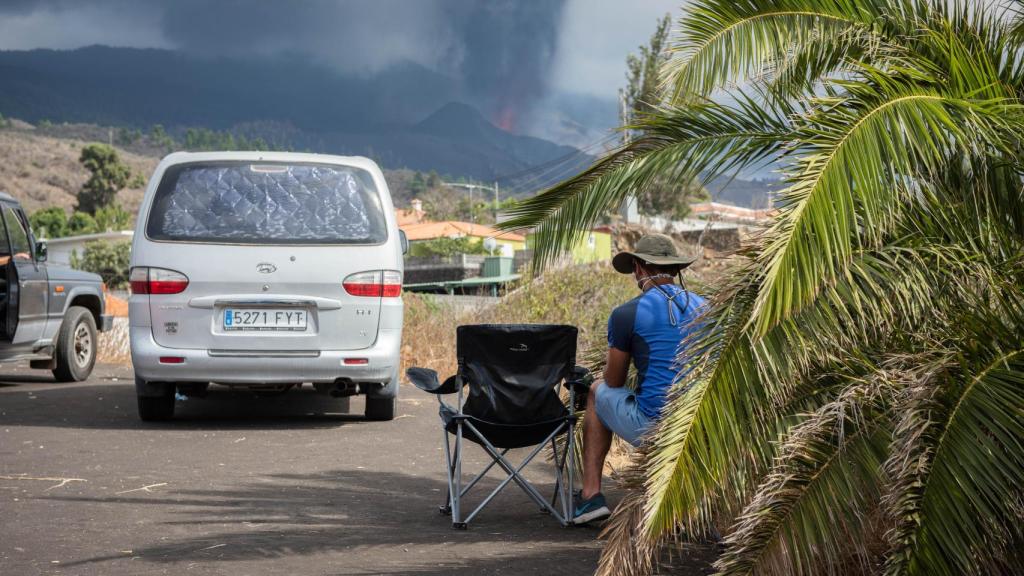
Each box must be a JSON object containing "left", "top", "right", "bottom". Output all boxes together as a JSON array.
[{"left": 0, "top": 0, "right": 566, "bottom": 131}]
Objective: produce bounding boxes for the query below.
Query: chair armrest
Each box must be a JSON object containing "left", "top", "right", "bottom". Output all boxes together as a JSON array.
[
  {"left": 563, "top": 365, "right": 594, "bottom": 394},
  {"left": 406, "top": 367, "right": 462, "bottom": 394}
]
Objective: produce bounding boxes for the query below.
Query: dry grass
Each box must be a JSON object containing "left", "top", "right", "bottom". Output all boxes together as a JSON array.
[
  {"left": 400, "top": 263, "right": 639, "bottom": 378},
  {"left": 0, "top": 127, "right": 157, "bottom": 214}
]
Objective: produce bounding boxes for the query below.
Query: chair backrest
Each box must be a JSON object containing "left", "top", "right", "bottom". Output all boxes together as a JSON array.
[{"left": 457, "top": 324, "right": 577, "bottom": 425}]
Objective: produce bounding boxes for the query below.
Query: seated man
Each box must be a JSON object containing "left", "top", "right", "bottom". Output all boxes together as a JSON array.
[{"left": 573, "top": 233, "right": 706, "bottom": 525}]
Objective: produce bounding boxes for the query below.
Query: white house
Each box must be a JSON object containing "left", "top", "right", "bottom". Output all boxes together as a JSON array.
[{"left": 44, "top": 230, "right": 134, "bottom": 267}]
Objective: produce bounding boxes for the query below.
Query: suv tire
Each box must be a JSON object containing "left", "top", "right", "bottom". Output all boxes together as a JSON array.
[
  {"left": 52, "top": 306, "right": 97, "bottom": 382},
  {"left": 138, "top": 381, "right": 176, "bottom": 421},
  {"left": 364, "top": 396, "right": 396, "bottom": 421}
]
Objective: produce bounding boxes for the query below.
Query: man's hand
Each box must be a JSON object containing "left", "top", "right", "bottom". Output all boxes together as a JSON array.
[{"left": 603, "top": 347, "right": 631, "bottom": 388}]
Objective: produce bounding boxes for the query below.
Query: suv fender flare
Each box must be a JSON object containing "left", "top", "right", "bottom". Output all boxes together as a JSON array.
[{"left": 63, "top": 287, "right": 103, "bottom": 321}]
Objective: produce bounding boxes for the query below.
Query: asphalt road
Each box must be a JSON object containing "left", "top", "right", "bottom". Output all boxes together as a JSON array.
[{"left": 0, "top": 363, "right": 715, "bottom": 576}]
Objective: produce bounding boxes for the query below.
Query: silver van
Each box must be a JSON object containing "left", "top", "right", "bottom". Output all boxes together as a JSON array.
[{"left": 129, "top": 152, "right": 405, "bottom": 421}]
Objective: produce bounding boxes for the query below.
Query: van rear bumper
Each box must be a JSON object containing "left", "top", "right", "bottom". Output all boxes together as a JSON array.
[{"left": 131, "top": 327, "right": 401, "bottom": 390}]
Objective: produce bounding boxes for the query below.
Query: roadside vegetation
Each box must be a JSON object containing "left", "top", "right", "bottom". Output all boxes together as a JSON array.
[
  {"left": 401, "top": 264, "right": 639, "bottom": 380},
  {"left": 502, "top": 0, "right": 1024, "bottom": 574}
]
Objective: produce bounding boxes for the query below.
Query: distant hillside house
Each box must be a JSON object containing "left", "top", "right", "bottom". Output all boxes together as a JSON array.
[
  {"left": 689, "top": 202, "right": 775, "bottom": 225},
  {"left": 396, "top": 199, "right": 427, "bottom": 226},
  {"left": 400, "top": 221, "right": 526, "bottom": 256},
  {"left": 526, "top": 228, "right": 613, "bottom": 265}
]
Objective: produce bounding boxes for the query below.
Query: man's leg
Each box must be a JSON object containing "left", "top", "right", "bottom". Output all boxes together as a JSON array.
[{"left": 582, "top": 382, "right": 613, "bottom": 499}]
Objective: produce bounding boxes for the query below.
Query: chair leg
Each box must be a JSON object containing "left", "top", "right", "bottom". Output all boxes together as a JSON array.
[
  {"left": 460, "top": 421, "right": 570, "bottom": 525},
  {"left": 452, "top": 420, "right": 466, "bottom": 529},
  {"left": 440, "top": 427, "right": 454, "bottom": 516},
  {"left": 549, "top": 438, "right": 562, "bottom": 513},
  {"left": 565, "top": 419, "right": 576, "bottom": 523}
]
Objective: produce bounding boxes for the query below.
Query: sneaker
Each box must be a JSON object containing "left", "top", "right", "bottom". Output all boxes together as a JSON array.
[{"left": 573, "top": 491, "right": 611, "bottom": 525}]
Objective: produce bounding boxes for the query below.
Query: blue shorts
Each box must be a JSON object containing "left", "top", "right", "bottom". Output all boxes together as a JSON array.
[{"left": 594, "top": 382, "right": 653, "bottom": 447}]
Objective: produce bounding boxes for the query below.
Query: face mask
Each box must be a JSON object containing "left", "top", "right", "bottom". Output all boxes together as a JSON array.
[{"left": 635, "top": 266, "right": 692, "bottom": 326}]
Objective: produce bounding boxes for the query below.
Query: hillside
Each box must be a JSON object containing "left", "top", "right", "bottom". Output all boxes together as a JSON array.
[{"left": 0, "top": 127, "right": 155, "bottom": 214}]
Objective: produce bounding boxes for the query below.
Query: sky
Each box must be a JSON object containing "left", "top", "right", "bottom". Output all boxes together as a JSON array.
[{"left": 0, "top": 0, "right": 682, "bottom": 102}]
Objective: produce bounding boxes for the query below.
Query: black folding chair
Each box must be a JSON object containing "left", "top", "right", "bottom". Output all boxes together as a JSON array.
[{"left": 407, "top": 324, "right": 592, "bottom": 529}]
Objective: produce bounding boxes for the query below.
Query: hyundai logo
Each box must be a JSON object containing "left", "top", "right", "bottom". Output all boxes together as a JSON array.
[
  {"left": 509, "top": 343, "right": 529, "bottom": 352},
  {"left": 256, "top": 262, "right": 277, "bottom": 274}
]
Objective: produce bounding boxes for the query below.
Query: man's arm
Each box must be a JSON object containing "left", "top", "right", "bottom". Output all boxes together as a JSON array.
[{"left": 603, "top": 347, "right": 631, "bottom": 388}]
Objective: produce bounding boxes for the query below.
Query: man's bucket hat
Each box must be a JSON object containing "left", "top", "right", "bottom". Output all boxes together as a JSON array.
[{"left": 612, "top": 233, "right": 697, "bottom": 274}]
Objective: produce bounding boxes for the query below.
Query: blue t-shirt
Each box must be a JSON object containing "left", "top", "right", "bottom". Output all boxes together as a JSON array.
[{"left": 607, "top": 284, "right": 705, "bottom": 419}]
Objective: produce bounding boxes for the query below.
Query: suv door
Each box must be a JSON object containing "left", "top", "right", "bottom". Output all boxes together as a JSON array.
[
  {"left": 0, "top": 209, "right": 16, "bottom": 341},
  {"left": 1, "top": 204, "right": 47, "bottom": 345}
]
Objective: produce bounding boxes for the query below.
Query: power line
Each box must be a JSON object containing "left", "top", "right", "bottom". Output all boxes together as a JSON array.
[{"left": 493, "top": 132, "right": 619, "bottom": 186}]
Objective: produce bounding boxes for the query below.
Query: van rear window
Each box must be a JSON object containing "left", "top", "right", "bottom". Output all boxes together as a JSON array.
[{"left": 146, "top": 162, "right": 388, "bottom": 245}]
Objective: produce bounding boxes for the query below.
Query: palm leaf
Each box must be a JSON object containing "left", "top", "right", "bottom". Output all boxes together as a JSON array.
[
  {"left": 664, "top": 0, "right": 888, "bottom": 100},
  {"left": 750, "top": 73, "right": 1015, "bottom": 335},
  {"left": 498, "top": 95, "right": 791, "bottom": 271},
  {"left": 714, "top": 373, "right": 896, "bottom": 576},
  {"left": 883, "top": 335, "right": 1024, "bottom": 576}
]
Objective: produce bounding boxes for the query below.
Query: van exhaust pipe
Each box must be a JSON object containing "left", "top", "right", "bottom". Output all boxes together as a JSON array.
[{"left": 315, "top": 378, "right": 358, "bottom": 398}]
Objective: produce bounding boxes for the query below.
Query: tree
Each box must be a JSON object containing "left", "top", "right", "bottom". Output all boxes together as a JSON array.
[
  {"left": 70, "top": 240, "right": 131, "bottom": 288},
  {"left": 67, "top": 211, "right": 98, "bottom": 235},
  {"left": 116, "top": 127, "right": 142, "bottom": 146},
  {"left": 621, "top": 14, "right": 671, "bottom": 123},
  {"left": 622, "top": 15, "right": 707, "bottom": 218},
  {"left": 419, "top": 185, "right": 466, "bottom": 221},
  {"left": 637, "top": 175, "right": 709, "bottom": 219},
  {"left": 93, "top": 204, "right": 132, "bottom": 232},
  {"left": 77, "top": 143, "right": 130, "bottom": 214},
  {"left": 500, "top": 1, "right": 1024, "bottom": 574},
  {"left": 149, "top": 124, "right": 175, "bottom": 151},
  {"left": 29, "top": 207, "right": 68, "bottom": 239}
]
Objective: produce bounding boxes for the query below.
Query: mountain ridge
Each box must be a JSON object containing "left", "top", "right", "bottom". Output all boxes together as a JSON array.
[{"left": 0, "top": 45, "right": 591, "bottom": 185}]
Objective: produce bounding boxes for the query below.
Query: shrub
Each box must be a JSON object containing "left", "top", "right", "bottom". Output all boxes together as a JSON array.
[
  {"left": 70, "top": 240, "right": 130, "bottom": 288},
  {"left": 67, "top": 212, "right": 98, "bottom": 235},
  {"left": 29, "top": 207, "right": 68, "bottom": 239},
  {"left": 408, "top": 236, "right": 490, "bottom": 257}
]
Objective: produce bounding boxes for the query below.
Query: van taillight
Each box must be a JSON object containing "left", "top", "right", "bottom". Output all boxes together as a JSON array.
[
  {"left": 130, "top": 267, "right": 190, "bottom": 295},
  {"left": 343, "top": 270, "right": 402, "bottom": 298}
]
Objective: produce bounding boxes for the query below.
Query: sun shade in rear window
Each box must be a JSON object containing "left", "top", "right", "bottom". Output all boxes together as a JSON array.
[{"left": 146, "top": 162, "right": 387, "bottom": 245}]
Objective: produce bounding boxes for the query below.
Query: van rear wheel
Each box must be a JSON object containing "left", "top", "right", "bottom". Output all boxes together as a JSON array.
[
  {"left": 138, "top": 383, "right": 176, "bottom": 421},
  {"left": 365, "top": 396, "right": 396, "bottom": 421}
]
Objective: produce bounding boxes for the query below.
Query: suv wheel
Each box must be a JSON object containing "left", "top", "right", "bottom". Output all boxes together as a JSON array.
[
  {"left": 52, "top": 306, "right": 97, "bottom": 382},
  {"left": 138, "top": 380, "right": 176, "bottom": 421},
  {"left": 365, "top": 396, "right": 396, "bottom": 421}
]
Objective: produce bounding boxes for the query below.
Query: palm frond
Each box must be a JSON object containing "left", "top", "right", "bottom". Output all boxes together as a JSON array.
[
  {"left": 497, "top": 95, "right": 791, "bottom": 271},
  {"left": 883, "top": 339, "right": 1024, "bottom": 575},
  {"left": 664, "top": 0, "right": 888, "bottom": 100},
  {"left": 715, "top": 372, "right": 896, "bottom": 576},
  {"left": 750, "top": 73, "right": 1015, "bottom": 335}
]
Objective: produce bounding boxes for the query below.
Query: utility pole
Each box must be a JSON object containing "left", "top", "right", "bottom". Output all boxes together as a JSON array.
[
  {"left": 493, "top": 181, "right": 499, "bottom": 222},
  {"left": 618, "top": 91, "right": 639, "bottom": 224}
]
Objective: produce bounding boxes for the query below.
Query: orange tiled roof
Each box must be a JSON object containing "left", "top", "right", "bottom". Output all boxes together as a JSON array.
[{"left": 400, "top": 220, "right": 526, "bottom": 243}]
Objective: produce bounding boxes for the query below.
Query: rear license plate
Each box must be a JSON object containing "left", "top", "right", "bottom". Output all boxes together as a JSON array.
[{"left": 223, "top": 309, "right": 308, "bottom": 331}]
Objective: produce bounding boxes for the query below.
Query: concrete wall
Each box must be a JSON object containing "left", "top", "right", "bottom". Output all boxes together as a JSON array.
[{"left": 403, "top": 254, "right": 486, "bottom": 284}]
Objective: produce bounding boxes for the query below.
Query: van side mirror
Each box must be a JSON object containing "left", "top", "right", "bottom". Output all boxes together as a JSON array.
[
  {"left": 35, "top": 240, "right": 47, "bottom": 263},
  {"left": 399, "top": 230, "right": 409, "bottom": 255}
]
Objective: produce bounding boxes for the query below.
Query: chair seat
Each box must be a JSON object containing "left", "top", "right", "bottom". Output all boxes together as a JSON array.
[{"left": 440, "top": 404, "right": 569, "bottom": 449}]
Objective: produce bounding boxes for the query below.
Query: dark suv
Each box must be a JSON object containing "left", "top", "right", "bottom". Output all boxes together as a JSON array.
[{"left": 0, "top": 192, "right": 112, "bottom": 381}]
